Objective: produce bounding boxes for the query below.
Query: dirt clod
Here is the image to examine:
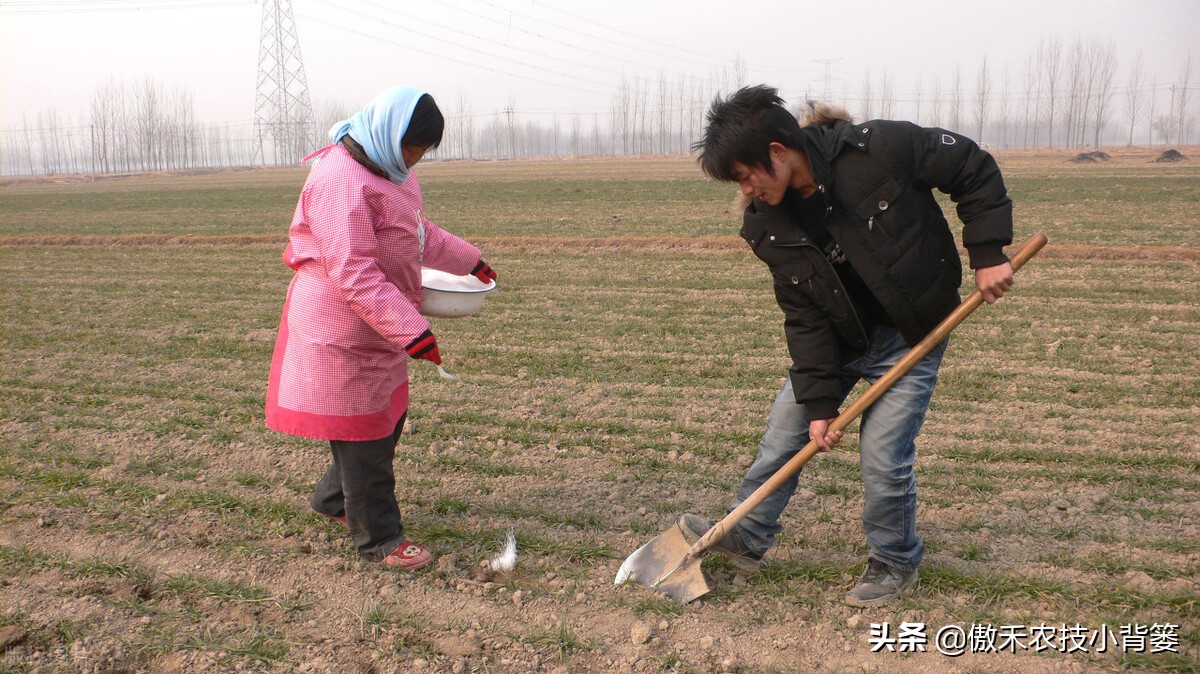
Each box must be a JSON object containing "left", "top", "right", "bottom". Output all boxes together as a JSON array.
[
  {"left": 1122, "top": 570, "right": 1157, "bottom": 592},
  {"left": 0, "top": 625, "right": 27, "bottom": 649},
  {"left": 630, "top": 620, "right": 652, "bottom": 645},
  {"left": 435, "top": 634, "right": 483, "bottom": 657}
]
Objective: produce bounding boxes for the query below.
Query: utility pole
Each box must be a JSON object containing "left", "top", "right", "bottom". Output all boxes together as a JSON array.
[
  {"left": 504, "top": 105, "right": 516, "bottom": 159},
  {"left": 814, "top": 58, "right": 843, "bottom": 104},
  {"left": 253, "top": 0, "right": 314, "bottom": 165}
]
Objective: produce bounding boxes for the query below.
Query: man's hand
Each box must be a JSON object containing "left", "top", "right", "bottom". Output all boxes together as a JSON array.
[
  {"left": 405, "top": 329, "right": 442, "bottom": 365},
  {"left": 809, "top": 418, "right": 843, "bottom": 452},
  {"left": 975, "top": 262, "right": 1014, "bottom": 304}
]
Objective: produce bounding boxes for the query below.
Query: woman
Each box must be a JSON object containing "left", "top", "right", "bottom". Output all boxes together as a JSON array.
[{"left": 265, "top": 85, "right": 496, "bottom": 570}]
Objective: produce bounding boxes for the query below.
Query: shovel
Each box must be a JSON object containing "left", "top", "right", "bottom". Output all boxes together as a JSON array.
[{"left": 615, "top": 233, "right": 1048, "bottom": 604}]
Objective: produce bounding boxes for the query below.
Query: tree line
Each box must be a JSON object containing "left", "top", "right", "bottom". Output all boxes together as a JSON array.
[{"left": 2, "top": 40, "right": 1195, "bottom": 177}]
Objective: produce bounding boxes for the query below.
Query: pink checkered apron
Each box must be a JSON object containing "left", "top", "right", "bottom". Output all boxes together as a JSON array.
[{"left": 266, "top": 145, "right": 481, "bottom": 441}]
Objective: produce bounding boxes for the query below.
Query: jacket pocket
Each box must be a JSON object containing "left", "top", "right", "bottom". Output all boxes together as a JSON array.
[
  {"left": 743, "top": 213, "right": 815, "bottom": 268},
  {"left": 771, "top": 258, "right": 816, "bottom": 290},
  {"left": 852, "top": 177, "right": 903, "bottom": 234}
]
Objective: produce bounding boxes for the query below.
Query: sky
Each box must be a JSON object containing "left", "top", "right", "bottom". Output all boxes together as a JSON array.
[{"left": 1, "top": 0, "right": 1197, "bottom": 131}]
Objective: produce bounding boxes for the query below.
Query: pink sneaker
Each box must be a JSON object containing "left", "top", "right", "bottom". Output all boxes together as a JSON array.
[{"left": 382, "top": 541, "right": 433, "bottom": 570}]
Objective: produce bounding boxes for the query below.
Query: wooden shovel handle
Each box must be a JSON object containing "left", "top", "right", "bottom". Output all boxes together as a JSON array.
[{"left": 690, "top": 232, "right": 1048, "bottom": 556}]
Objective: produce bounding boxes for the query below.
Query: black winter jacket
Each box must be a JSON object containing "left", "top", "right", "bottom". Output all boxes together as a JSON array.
[{"left": 740, "top": 119, "right": 1013, "bottom": 417}]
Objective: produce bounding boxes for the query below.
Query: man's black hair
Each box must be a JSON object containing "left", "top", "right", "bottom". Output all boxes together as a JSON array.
[
  {"left": 402, "top": 94, "right": 444, "bottom": 149},
  {"left": 693, "top": 85, "right": 805, "bottom": 182}
]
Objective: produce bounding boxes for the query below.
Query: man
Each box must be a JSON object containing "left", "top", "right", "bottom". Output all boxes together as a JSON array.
[{"left": 683, "top": 85, "right": 1014, "bottom": 607}]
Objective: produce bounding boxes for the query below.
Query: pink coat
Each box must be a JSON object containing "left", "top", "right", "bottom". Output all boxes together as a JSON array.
[{"left": 265, "top": 145, "right": 481, "bottom": 441}]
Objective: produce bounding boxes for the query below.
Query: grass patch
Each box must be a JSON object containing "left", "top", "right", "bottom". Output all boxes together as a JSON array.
[{"left": 528, "top": 613, "right": 593, "bottom": 661}]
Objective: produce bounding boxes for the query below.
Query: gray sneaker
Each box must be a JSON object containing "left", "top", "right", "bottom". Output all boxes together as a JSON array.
[
  {"left": 845, "top": 558, "right": 919, "bottom": 607},
  {"left": 677, "top": 514, "right": 764, "bottom": 571}
]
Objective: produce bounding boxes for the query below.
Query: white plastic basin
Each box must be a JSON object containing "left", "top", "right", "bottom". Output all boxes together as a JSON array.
[{"left": 420, "top": 268, "right": 496, "bottom": 318}]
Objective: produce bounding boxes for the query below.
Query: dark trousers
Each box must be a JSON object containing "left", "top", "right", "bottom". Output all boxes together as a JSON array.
[{"left": 309, "top": 414, "right": 406, "bottom": 561}]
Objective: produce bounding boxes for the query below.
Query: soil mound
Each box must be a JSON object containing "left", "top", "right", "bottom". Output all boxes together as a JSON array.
[
  {"left": 1068, "top": 151, "right": 1111, "bottom": 163},
  {"left": 1154, "top": 149, "right": 1187, "bottom": 162}
]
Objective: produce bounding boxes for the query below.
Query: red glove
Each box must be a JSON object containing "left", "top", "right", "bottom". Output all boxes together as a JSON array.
[
  {"left": 405, "top": 329, "right": 442, "bottom": 365},
  {"left": 471, "top": 259, "right": 497, "bottom": 284}
]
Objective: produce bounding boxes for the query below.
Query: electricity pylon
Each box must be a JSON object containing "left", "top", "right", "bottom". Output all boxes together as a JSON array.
[{"left": 253, "top": 0, "right": 314, "bottom": 165}]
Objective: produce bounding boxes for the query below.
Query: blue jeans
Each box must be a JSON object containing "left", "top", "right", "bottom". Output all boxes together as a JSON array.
[{"left": 730, "top": 325, "right": 947, "bottom": 572}]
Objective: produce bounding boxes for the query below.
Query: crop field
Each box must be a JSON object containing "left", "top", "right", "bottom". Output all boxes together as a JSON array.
[{"left": 1, "top": 150, "right": 1197, "bottom": 673}]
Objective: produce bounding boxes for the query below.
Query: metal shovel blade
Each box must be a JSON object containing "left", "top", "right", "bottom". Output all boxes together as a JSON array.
[{"left": 613, "top": 523, "right": 709, "bottom": 604}]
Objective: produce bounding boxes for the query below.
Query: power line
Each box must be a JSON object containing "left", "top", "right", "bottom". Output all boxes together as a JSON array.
[
  {"left": 393, "top": 0, "right": 733, "bottom": 88},
  {"left": 309, "top": 0, "right": 615, "bottom": 91},
  {"left": 525, "top": 0, "right": 732, "bottom": 64},
  {"left": 340, "top": 0, "right": 631, "bottom": 82},
  {"left": 1, "top": 0, "right": 252, "bottom": 14},
  {"left": 449, "top": 0, "right": 731, "bottom": 72},
  {"left": 296, "top": 11, "right": 613, "bottom": 98},
  {"left": 486, "top": 0, "right": 815, "bottom": 77}
]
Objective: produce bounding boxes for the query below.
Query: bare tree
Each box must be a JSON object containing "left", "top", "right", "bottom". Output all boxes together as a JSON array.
[
  {"left": 656, "top": 73, "right": 671, "bottom": 154},
  {"left": 20, "top": 114, "right": 36, "bottom": 175},
  {"left": 134, "top": 77, "right": 166, "bottom": 171},
  {"left": 90, "top": 79, "right": 119, "bottom": 173},
  {"left": 634, "top": 77, "right": 649, "bottom": 154},
  {"left": 1021, "top": 50, "right": 1040, "bottom": 148},
  {"left": 732, "top": 53, "right": 748, "bottom": 88},
  {"left": 675, "top": 73, "right": 688, "bottom": 154},
  {"left": 1176, "top": 54, "right": 1194, "bottom": 145},
  {"left": 1042, "top": 37, "right": 1063, "bottom": 147},
  {"left": 1153, "top": 113, "right": 1178, "bottom": 145},
  {"left": 37, "top": 109, "right": 62, "bottom": 175},
  {"left": 949, "top": 65, "right": 962, "bottom": 131},
  {"left": 592, "top": 112, "right": 603, "bottom": 156},
  {"left": 448, "top": 94, "right": 470, "bottom": 159},
  {"left": 570, "top": 113, "right": 581, "bottom": 157},
  {"left": 490, "top": 111, "right": 502, "bottom": 159},
  {"left": 1124, "top": 51, "right": 1146, "bottom": 146},
  {"left": 931, "top": 76, "right": 943, "bottom": 128},
  {"left": 1148, "top": 77, "right": 1159, "bottom": 145},
  {"left": 1090, "top": 40, "right": 1119, "bottom": 148},
  {"left": 914, "top": 77, "right": 924, "bottom": 125},
  {"left": 860, "top": 70, "right": 874, "bottom": 120},
  {"left": 108, "top": 83, "right": 132, "bottom": 172},
  {"left": 1063, "top": 39, "right": 1088, "bottom": 146},
  {"left": 461, "top": 102, "right": 476, "bottom": 160},
  {"left": 613, "top": 78, "right": 631, "bottom": 154},
  {"left": 689, "top": 75, "right": 708, "bottom": 149},
  {"left": 880, "top": 72, "right": 895, "bottom": 119},
  {"left": 998, "top": 66, "right": 1011, "bottom": 148},
  {"left": 974, "top": 57, "right": 991, "bottom": 143}
]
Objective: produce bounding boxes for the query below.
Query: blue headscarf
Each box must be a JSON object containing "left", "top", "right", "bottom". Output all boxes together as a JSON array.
[{"left": 329, "top": 85, "right": 427, "bottom": 185}]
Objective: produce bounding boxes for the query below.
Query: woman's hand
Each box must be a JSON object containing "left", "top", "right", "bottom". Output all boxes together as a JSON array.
[
  {"left": 405, "top": 329, "right": 442, "bottom": 365},
  {"left": 472, "top": 259, "right": 497, "bottom": 284}
]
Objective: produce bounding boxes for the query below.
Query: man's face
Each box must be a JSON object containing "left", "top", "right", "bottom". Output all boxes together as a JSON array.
[{"left": 730, "top": 152, "right": 790, "bottom": 206}]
